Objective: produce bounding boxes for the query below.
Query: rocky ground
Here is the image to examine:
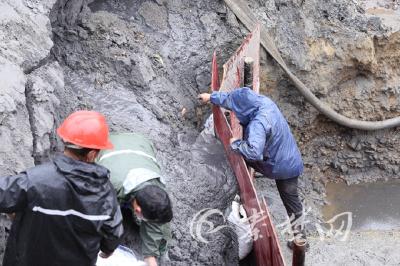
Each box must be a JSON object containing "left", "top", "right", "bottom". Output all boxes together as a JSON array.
[
  {"left": 0, "top": 0, "right": 400, "bottom": 265},
  {"left": 252, "top": 1, "right": 400, "bottom": 265}
]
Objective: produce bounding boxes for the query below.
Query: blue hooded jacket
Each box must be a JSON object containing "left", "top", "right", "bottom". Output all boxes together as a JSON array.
[{"left": 210, "top": 88, "right": 303, "bottom": 179}]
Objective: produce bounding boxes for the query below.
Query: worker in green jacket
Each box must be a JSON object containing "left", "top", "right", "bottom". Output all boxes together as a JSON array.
[{"left": 97, "top": 133, "right": 173, "bottom": 266}]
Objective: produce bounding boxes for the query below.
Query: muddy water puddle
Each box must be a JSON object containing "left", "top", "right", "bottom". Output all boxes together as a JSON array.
[{"left": 323, "top": 180, "right": 400, "bottom": 231}]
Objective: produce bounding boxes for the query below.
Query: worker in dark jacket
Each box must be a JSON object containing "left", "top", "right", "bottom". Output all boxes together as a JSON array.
[
  {"left": 98, "top": 133, "right": 173, "bottom": 266},
  {"left": 0, "top": 110, "right": 124, "bottom": 266},
  {"left": 199, "top": 88, "right": 306, "bottom": 244}
]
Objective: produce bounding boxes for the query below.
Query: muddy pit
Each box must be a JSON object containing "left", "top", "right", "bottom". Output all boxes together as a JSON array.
[
  {"left": 1, "top": 0, "right": 400, "bottom": 265},
  {"left": 48, "top": 0, "right": 243, "bottom": 265}
]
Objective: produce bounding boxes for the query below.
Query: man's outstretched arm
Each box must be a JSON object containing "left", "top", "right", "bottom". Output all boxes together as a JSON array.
[
  {"left": 198, "top": 92, "right": 234, "bottom": 110},
  {"left": 100, "top": 202, "right": 124, "bottom": 256}
]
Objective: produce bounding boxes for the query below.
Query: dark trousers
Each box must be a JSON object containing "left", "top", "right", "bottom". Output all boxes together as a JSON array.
[
  {"left": 275, "top": 176, "right": 303, "bottom": 221},
  {"left": 276, "top": 177, "right": 307, "bottom": 241}
]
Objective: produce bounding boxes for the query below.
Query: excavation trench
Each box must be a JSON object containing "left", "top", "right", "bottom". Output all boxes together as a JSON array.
[
  {"left": 47, "top": 0, "right": 400, "bottom": 264},
  {"left": 1, "top": 0, "right": 400, "bottom": 265},
  {"left": 48, "top": 0, "right": 241, "bottom": 265}
]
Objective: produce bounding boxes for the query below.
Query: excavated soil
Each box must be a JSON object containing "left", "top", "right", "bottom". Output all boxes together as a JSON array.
[
  {"left": 0, "top": 0, "right": 400, "bottom": 265},
  {"left": 49, "top": 0, "right": 243, "bottom": 264}
]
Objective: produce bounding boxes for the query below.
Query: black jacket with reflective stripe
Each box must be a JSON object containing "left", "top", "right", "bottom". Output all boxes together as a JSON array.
[{"left": 0, "top": 154, "right": 124, "bottom": 266}]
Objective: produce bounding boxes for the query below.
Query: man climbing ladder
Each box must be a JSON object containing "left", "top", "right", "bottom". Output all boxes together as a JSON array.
[{"left": 199, "top": 88, "right": 307, "bottom": 248}]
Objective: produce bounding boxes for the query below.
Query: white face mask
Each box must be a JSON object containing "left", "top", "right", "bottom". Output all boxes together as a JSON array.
[{"left": 137, "top": 216, "right": 149, "bottom": 222}]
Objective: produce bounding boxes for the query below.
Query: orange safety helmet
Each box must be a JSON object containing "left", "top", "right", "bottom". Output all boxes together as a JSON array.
[{"left": 57, "top": 110, "right": 114, "bottom": 150}]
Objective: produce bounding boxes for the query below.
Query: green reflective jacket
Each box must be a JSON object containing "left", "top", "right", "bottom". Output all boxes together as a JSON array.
[{"left": 98, "top": 133, "right": 171, "bottom": 258}]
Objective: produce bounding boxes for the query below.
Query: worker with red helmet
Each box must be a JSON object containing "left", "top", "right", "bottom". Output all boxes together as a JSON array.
[{"left": 0, "top": 110, "right": 123, "bottom": 266}]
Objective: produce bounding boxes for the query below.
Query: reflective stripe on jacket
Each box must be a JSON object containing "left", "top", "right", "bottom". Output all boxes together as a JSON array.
[
  {"left": 0, "top": 155, "right": 123, "bottom": 266},
  {"left": 98, "top": 133, "right": 164, "bottom": 201},
  {"left": 98, "top": 133, "right": 171, "bottom": 258}
]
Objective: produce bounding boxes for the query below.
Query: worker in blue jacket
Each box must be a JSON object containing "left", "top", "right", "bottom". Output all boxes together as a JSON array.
[{"left": 199, "top": 87, "right": 305, "bottom": 245}]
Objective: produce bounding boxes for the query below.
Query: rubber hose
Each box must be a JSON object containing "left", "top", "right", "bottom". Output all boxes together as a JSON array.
[{"left": 224, "top": 0, "right": 400, "bottom": 130}]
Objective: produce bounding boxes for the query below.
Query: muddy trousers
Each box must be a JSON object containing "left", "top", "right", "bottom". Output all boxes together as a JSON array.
[{"left": 275, "top": 177, "right": 304, "bottom": 230}]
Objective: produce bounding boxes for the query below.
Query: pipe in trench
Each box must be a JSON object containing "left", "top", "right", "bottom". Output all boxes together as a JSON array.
[{"left": 292, "top": 238, "right": 306, "bottom": 266}]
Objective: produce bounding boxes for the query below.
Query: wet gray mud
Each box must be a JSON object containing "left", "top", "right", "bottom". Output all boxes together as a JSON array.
[
  {"left": 49, "top": 0, "right": 242, "bottom": 264},
  {"left": 63, "top": 71, "right": 241, "bottom": 264},
  {"left": 1, "top": 0, "right": 400, "bottom": 265},
  {"left": 323, "top": 180, "right": 400, "bottom": 231}
]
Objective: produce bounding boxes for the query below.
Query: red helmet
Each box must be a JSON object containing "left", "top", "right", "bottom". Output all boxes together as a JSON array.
[{"left": 57, "top": 110, "right": 114, "bottom": 150}]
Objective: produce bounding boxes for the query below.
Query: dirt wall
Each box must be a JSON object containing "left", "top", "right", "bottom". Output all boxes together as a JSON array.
[
  {"left": 250, "top": 0, "right": 400, "bottom": 186},
  {"left": 1, "top": 0, "right": 400, "bottom": 265},
  {"left": 50, "top": 0, "right": 241, "bottom": 264}
]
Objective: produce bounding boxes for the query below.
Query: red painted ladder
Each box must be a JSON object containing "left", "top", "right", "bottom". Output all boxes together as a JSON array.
[{"left": 211, "top": 25, "right": 285, "bottom": 266}]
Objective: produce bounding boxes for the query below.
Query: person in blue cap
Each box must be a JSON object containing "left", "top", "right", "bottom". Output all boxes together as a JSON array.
[{"left": 199, "top": 88, "right": 306, "bottom": 247}]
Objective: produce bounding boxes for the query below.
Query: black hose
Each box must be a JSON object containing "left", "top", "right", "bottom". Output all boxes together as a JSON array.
[{"left": 224, "top": 0, "right": 400, "bottom": 130}]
